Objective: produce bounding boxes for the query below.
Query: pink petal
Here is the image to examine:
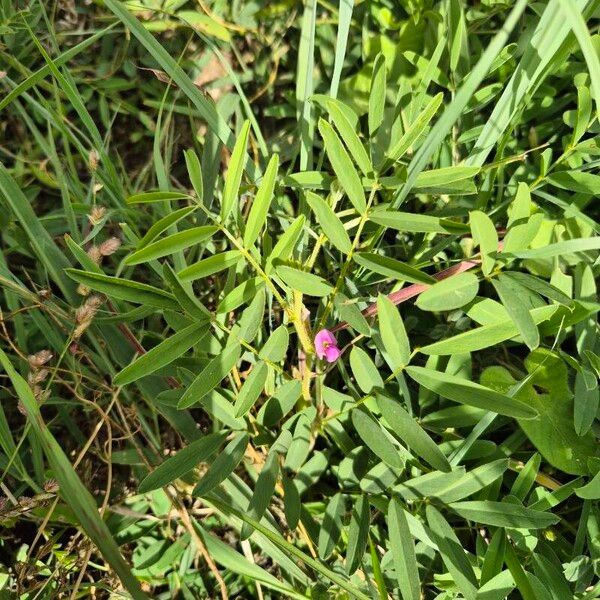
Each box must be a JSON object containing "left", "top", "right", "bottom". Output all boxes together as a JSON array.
[
  {"left": 315, "top": 329, "right": 336, "bottom": 359},
  {"left": 324, "top": 345, "right": 341, "bottom": 363}
]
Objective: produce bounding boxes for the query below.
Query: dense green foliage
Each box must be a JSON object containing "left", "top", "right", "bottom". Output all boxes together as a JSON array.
[{"left": 1, "top": 0, "right": 600, "bottom": 598}]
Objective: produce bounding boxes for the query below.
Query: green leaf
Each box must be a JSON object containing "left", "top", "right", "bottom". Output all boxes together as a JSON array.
[
  {"left": 238, "top": 289, "right": 265, "bottom": 343},
  {"left": 318, "top": 118, "right": 366, "bottom": 213},
  {"left": 420, "top": 305, "right": 558, "bottom": 355},
  {"left": 480, "top": 529, "right": 506, "bottom": 586},
  {"left": 369, "top": 53, "right": 386, "bottom": 136},
  {"left": 388, "top": 498, "right": 420, "bottom": 600},
  {"left": 503, "top": 183, "right": 532, "bottom": 253},
  {"left": 377, "top": 392, "right": 451, "bottom": 473},
  {"left": 221, "top": 120, "right": 251, "bottom": 221},
  {"left": 209, "top": 497, "right": 371, "bottom": 600},
  {"left": 511, "top": 453, "right": 541, "bottom": 501},
  {"left": 275, "top": 265, "right": 333, "bottom": 296},
  {"left": 369, "top": 208, "right": 468, "bottom": 234},
  {"left": 377, "top": 295, "right": 410, "bottom": 370},
  {"left": 114, "top": 322, "right": 208, "bottom": 385},
  {"left": 504, "top": 539, "right": 538, "bottom": 600},
  {"left": 546, "top": 170, "right": 600, "bottom": 194},
  {"left": 258, "top": 380, "right": 302, "bottom": 427},
  {"left": 296, "top": 0, "right": 317, "bottom": 170},
  {"left": 392, "top": 460, "right": 508, "bottom": 503},
  {"left": 103, "top": 0, "right": 255, "bottom": 180},
  {"left": 178, "top": 343, "right": 241, "bottom": 409},
  {"left": 306, "top": 191, "right": 352, "bottom": 253},
  {"left": 0, "top": 347, "right": 148, "bottom": 599},
  {"left": 532, "top": 554, "right": 573, "bottom": 600},
  {"left": 435, "top": 459, "right": 509, "bottom": 503},
  {"left": 265, "top": 215, "right": 306, "bottom": 273},
  {"left": 507, "top": 236, "right": 600, "bottom": 259},
  {"left": 282, "top": 472, "right": 301, "bottom": 529},
  {"left": 415, "top": 272, "right": 479, "bottom": 312},
  {"left": 125, "top": 226, "right": 218, "bottom": 265},
  {"left": 259, "top": 326, "right": 290, "bottom": 363},
  {"left": 369, "top": 534, "right": 389, "bottom": 600},
  {"left": 193, "top": 432, "right": 248, "bottom": 496},
  {"left": 405, "top": 366, "right": 538, "bottom": 419},
  {"left": 575, "top": 371, "right": 599, "bottom": 436},
  {"left": 137, "top": 206, "right": 197, "bottom": 249},
  {"left": 415, "top": 166, "right": 480, "bottom": 190},
  {"left": 184, "top": 149, "right": 204, "bottom": 203},
  {"left": 178, "top": 250, "right": 242, "bottom": 282},
  {"left": 163, "top": 264, "right": 212, "bottom": 320},
  {"left": 426, "top": 505, "right": 477, "bottom": 600},
  {"left": 350, "top": 347, "right": 384, "bottom": 393},
  {"left": 467, "top": 0, "right": 573, "bottom": 167},
  {"left": 482, "top": 350, "right": 598, "bottom": 475},
  {"left": 492, "top": 275, "right": 540, "bottom": 350},
  {"left": 217, "top": 277, "right": 264, "bottom": 314},
  {"left": 354, "top": 253, "right": 435, "bottom": 285},
  {"left": 318, "top": 492, "right": 346, "bottom": 559},
  {"left": 557, "top": 0, "right": 600, "bottom": 121},
  {"left": 126, "top": 190, "right": 189, "bottom": 204},
  {"left": 469, "top": 210, "right": 497, "bottom": 276},
  {"left": 385, "top": 93, "right": 443, "bottom": 165},
  {"left": 328, "top": 0, "right": 353, "bottom": 99},
  {"left": 392, "top": 468, "right": 456, "bottom": 501},
  {"left": 449, "top": 501, "right": 559, "bottom": 529},
  {"left": 503, "top": 272, "right": 572, "bottom": 306},
  {"left": 234, "top": 361, "right": 268, "bottom": 417},
  {"left": 352, "top": 408, "right": 404, "bottom": 469},
  {"left": 139, "top": 432, "right": 226, "bottom": 493},
  {"left": 334, "top": 293, "right": 371, "bottom": 336},
  {"left": 244, "top": 154, "right": 279, "bottom": 247},
  {"left": 324, "top": 99, "right": 372, "bottom": 177},
  {"left": 241, "top": 450, "right": 280, "bottom": 540},
  {"left": 197, "top": 524, "right": 300, "bottom": 599},
  {"left": 575, "top": 470, "right": 600, "bottom": 499},
  {"left": 284, "top": 413, "right": 313, "bottom": 471},
  {"left": 65, "top": 269, "right": 178, "bottom": 310},
  {"left": 394, "top": 0, "right": 528, "bottom": 205},
  {"left": 345, "top": 495, "right": 370, "bottom": 575}
]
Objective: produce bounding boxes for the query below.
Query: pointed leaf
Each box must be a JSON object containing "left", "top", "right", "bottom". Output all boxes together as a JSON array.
[
  {"left": 221, "top": 120, "right": 251, "bottom": 221},
  {"left": 178, "top": 343, "right": 241, "bottom": 409},
  {"left": 377, "top": 393, "right": 451, "bottom": 472},
  {"left": 114, "top": 322, "right": 209, "bottom": 385},
  {"left": 178, "top": 250, "right": 242, "bottom": 282},
  {"left": 244, "top": 154, "right": 279, "bottom": 247},
  {"left": 125, "top": 226, "right": 218, "bottom": 265},
  {"left": 318, "top": 118, "right": 366, "bottom": 213},
  {"left": 306, "top": 191, "right": 352, "bottom": 253},
  {"left": 388, "top": 498, "right": 420, "bottom": 600},
  {"left": 406, "top": 366, "right": 538, "bottom": 419},
  {"left": 234, "top": 361, "right": 268, "bottom": 417},
  {"left": 193, "top": 432, "right": 248, "bottom": 496},
  {"left": 377, "top": 295, "right": 410, "bottom": 370},
  {"left": 65, "top": 269, "right": 178, "bottom": 310},
  {"left": 139, "top": 432, "right": 226, "bottom": 493}
]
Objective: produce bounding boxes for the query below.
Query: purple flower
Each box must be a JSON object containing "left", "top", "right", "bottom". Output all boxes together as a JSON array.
[{"left": 315, "top": 329, "right": 341, "bottom": 363}]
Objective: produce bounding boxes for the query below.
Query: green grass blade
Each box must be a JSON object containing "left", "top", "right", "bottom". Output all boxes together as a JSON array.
[
  {"left": 297, "top": 0, "right": 317, "bottom": 170},
  {"left": 209, "top": 496, "right": 371, "bottom": 600},
  {"left": 392, "top": 0, "right": 528, "bottom": 207},
  {"left": 0, "top": 348, "right": 148, "bottom": 600},
  {"left": 467, "top": 0, "right": 599, "bottom": 166},
  {"left": 329, "top": 0, "right": 354, "bottom": 98},
  {"left": 557, "top": 0, "right": 600, "bottom": 121},
  {"left": 103, "top": 0, "right": 258, "bottom": 179}
]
